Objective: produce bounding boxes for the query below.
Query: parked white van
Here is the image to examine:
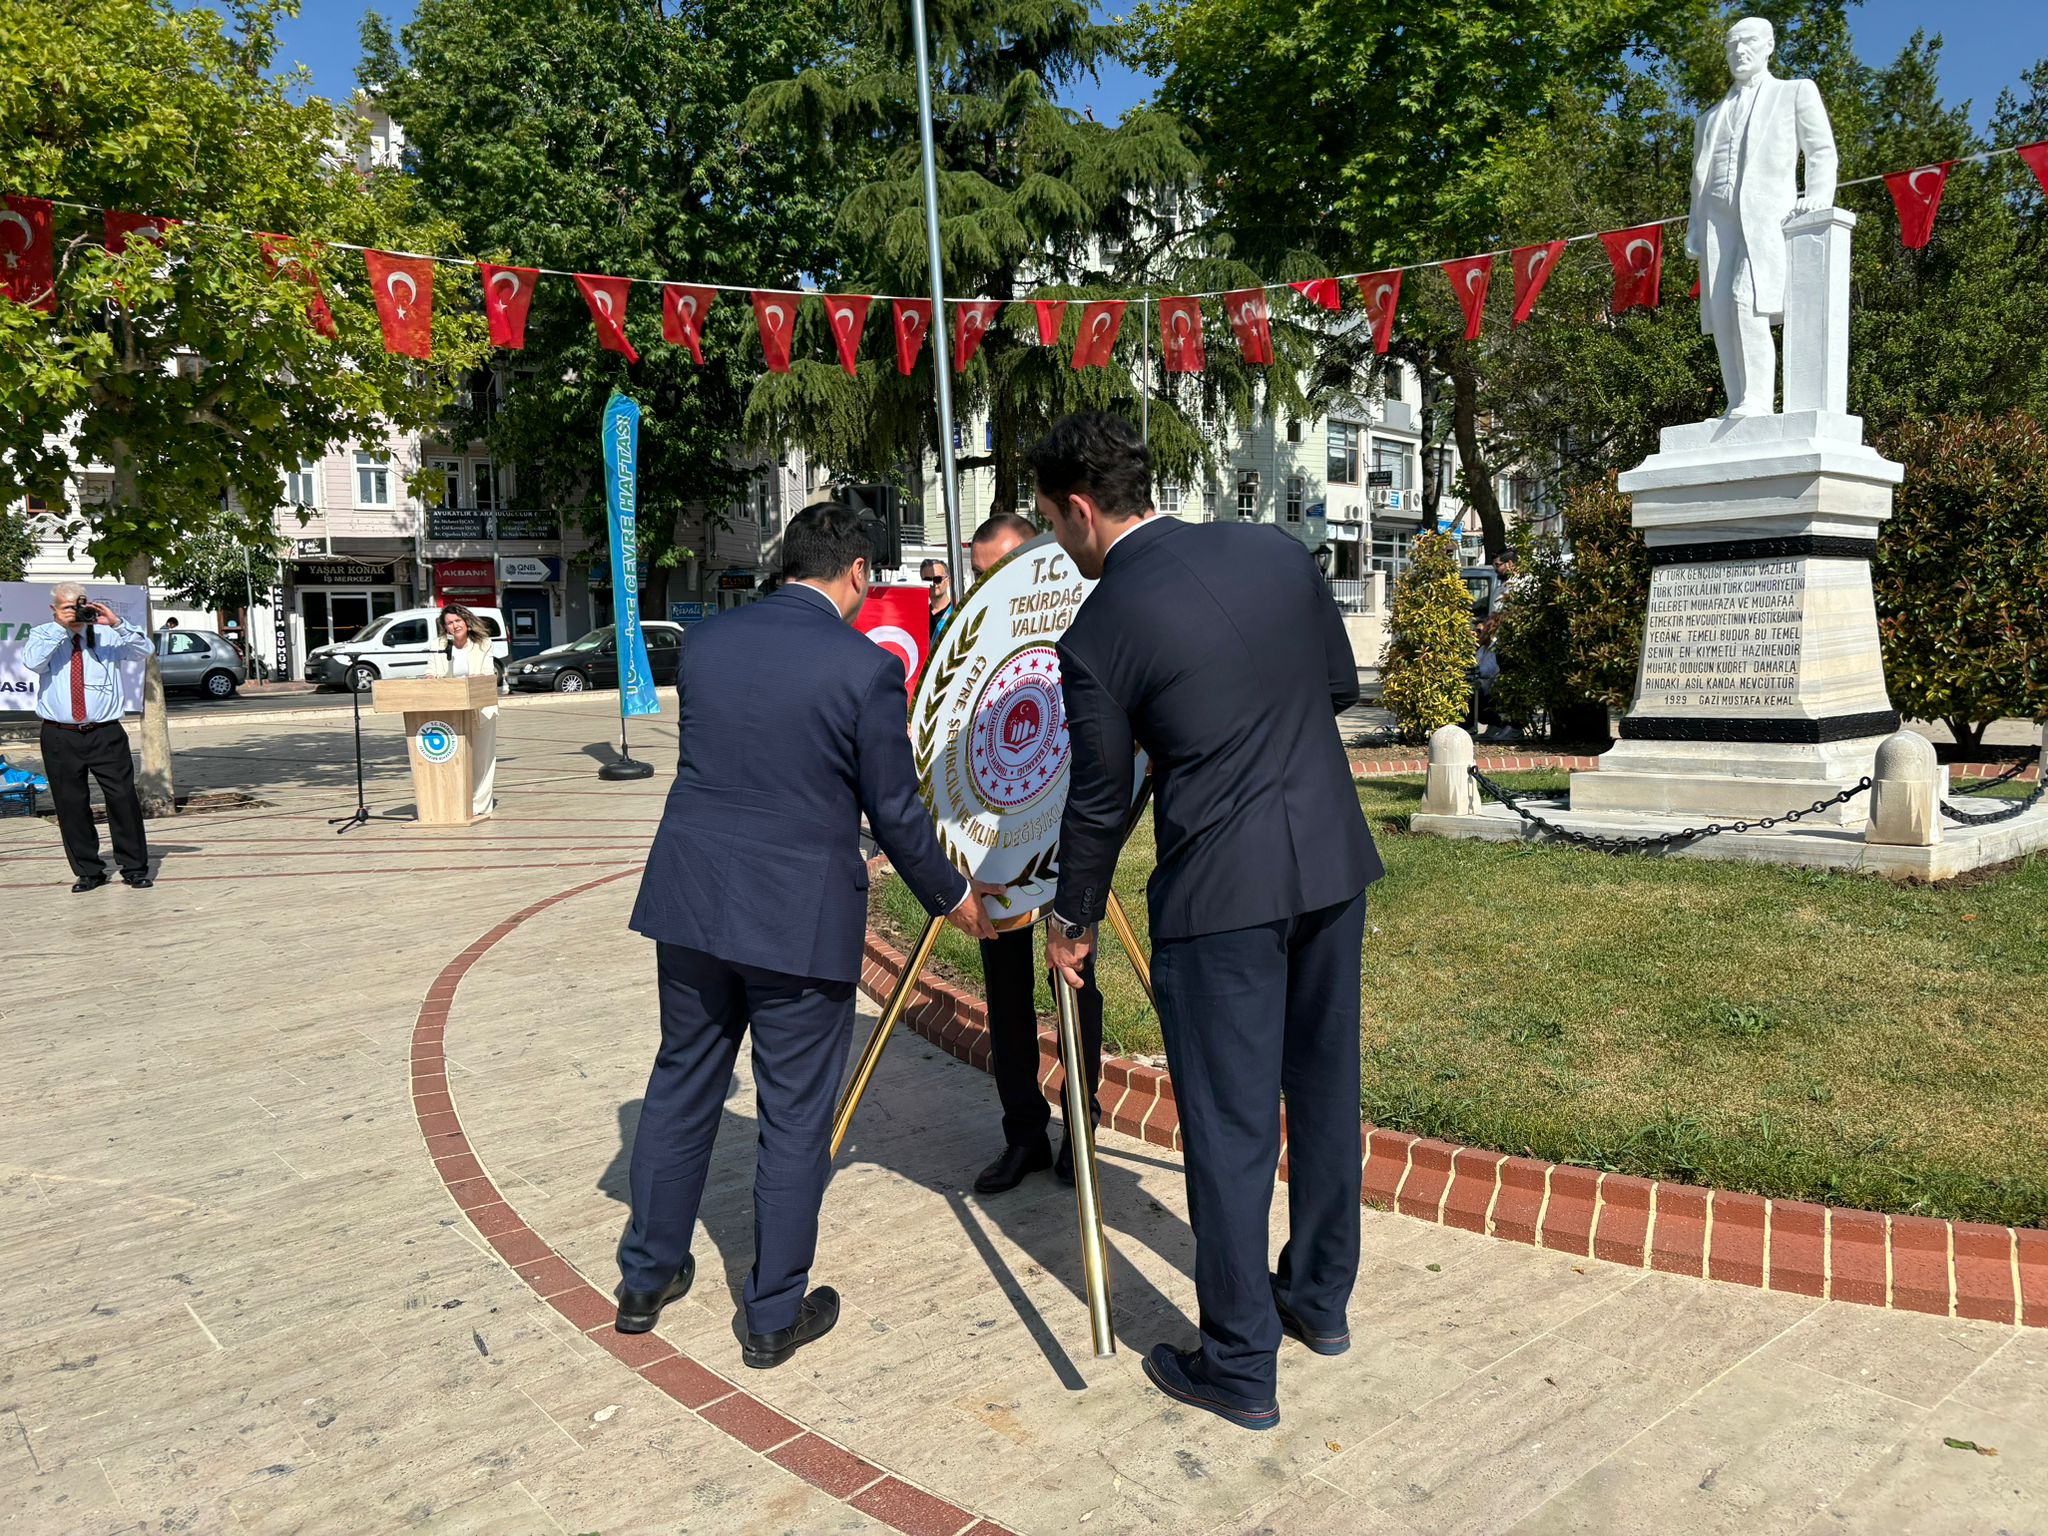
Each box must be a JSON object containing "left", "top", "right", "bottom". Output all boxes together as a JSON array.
[{"left": 307, "top": 606, "right": 510, "bottom": 692}]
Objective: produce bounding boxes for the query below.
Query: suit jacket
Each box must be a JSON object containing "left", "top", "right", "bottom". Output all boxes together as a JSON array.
[
  {"left": 1686, "top": 73, "right": 1836, "bottom": 324},
  {"left": 630, "top": 584, "right": 968, "bottom": 983},
  {"left": 1052, "top": 517, "right": 1381, "bottom": 941}
]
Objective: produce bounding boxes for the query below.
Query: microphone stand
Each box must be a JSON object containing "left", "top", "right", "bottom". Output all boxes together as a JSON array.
[{"left": 329, "top": 681, "right": 414, "bottom": 834}]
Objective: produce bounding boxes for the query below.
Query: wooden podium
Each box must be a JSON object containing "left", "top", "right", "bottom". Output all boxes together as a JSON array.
[{"left": 371, "top": 675, "right": 499, "bottom": 825}]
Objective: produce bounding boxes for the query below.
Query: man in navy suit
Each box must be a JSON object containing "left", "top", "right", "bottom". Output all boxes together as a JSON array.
[
  {"left": 621, "top": 502, "right": 1000, "bottom": 1368},
  {"left": 1037, "top": 412, "right": 1382, "bottom": 1429}
]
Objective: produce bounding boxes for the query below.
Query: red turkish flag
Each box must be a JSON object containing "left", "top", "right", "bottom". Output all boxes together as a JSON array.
[
  {"left": 1598, "top": 225, "right": 1663, "bottom": 313},
  {"left": 1223, "top": 288, "right": 1274, "bottom": 365},
  {"left": 1157, "top": 296, "right": 1205, "bottom": 373},
  {"left": 749, "top": 290, "right": 801, "bottom": 373},
  {"left": 953, "top": 299, "right": 1002, "bottom": 370},
  {"left": 852, "top": 585, "right": 932, "bottom": 703},
  {"left": 102, "top": 211, "right": 175, "bottom": 256},
  {"left": 1510, "top": 241, "right": 1565, "bottom": 326},
  {"left": 892, "top": 299, "right": 931, "bottom": 374},
  {"left": 1355, "top": 270, "right": 1402, "bottom": 355},
  {"left": 1032, "top": 299, "right": 1068, "bottom": 347},
  {"left": 576, "top": 274, "right": 639, "bottom": 362},
  {"left": 478, "top": 263, "right": 537, "bottom": 349},
  {"left": 821, "top": 294, "right": 871, "bottom": 376},
  {"left": 661, "top": 283, "right": 713, "bottom": 364},
  {"left": 362, "top": 251, "right": 434, "bottom": 360},
  {"left": 255, "top": 233, "right": 337, "bottom": 337},
  {"left": 1290, "top": 278, "right": 1341, "bottom": 311},
  {"left": 0, "top": 196, "right": 55, "bottom": 312},
  {"left": 2020, "top": 142, "right": 2048, "bottom": 197},
  {"left": 1441, "top": 255, "right": 1492, "bottom": 341},
  {"left": 1885, "top": 163, "right": 1953, "bottom": 250},
  {"left": 1070, "top": 300, "right": 1125, "bottom": 370}
]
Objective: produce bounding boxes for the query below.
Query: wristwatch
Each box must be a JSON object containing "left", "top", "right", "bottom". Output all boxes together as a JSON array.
[{"left": 1057, "top": 915, "right": 1088, "bottom": 940}]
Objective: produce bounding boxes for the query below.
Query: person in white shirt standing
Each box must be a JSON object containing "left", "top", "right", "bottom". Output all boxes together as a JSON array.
[
  {"left": 428, "top": 604, "right": 498, "bottom": 817},
  {"left": 19, "top": 583, "right": 154, "bottom": 892}
]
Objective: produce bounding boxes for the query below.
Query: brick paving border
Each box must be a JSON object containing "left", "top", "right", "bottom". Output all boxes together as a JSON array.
[
  {"left": 856, "top": 918, "right": 2047, "bottom": 1330},
  {"left": 410, "top": 870, "right": 1016, "bottom": 1536}
]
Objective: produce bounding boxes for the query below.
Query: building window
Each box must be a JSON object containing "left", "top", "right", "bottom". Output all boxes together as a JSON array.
[
  {"left": 284, "top": 463, "right": 319, "bottom": 509},
  {"left": 1236, "top": 470, "right": 1259, "bottom": 520},
  {"left": 1327, "top": 424, "right": 1359, "bottom": 484},
  {"left": 1157, "top": 482, "right": 1182, "bottom": 517},
  {"left": 1285, "top": 474, "right": 1305, "bottom": 522},
  {"left": 472, "top": 461, "right": 498, "bottom": 511},
  {"left": 1287, "top": 420, "right": 1303, "bottom": 444},
  {"left": 1202, "top": 480, "right": 1218, "bottom": 520},
  {"left": 1371, "top": 440, "right": 1412, "bottom": 490},
  {"left": 427, "top": 458, "right": 462, "bottom": 509},
  {"left": 1369, "top": 530, "right": 1414, "bottom": 578},
  {"left": 355, "top": 452, "right": 392, "bottom": 507}
]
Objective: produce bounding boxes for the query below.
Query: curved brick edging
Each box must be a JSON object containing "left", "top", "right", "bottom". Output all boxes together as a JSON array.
[
  {"left": 412, "top": 872, "right": 1016, "bottom": 1536},
  {"left": 857, "top": 920, "right": 2047, "bottom": 1329}
]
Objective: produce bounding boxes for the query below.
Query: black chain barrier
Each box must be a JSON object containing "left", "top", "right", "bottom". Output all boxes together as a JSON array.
[
  {"left": 1939, "top": 778, "right": 2048, "bottom": 827},
  {"left": 1948, "top": 754, "right": 2036, "bottom": 796},
  {"left": 1467, "top": 767, "right": 1872, "bottom": 856}
]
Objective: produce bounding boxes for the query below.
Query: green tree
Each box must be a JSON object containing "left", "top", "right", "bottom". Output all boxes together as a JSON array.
[
  {"left": 0, "top": 505, "right": 32, "bottom": 582},
  {"left": 742, "top": 0, "right": 1244, "bottom": 514},
  {"left": 0, "top": 0, "right": 486, "bottom": 807},
  {"left": 1380, "top": 531, "right": 1477, "bottom": 740},
  {"left": 1873, "top": 414, "right": 2048, "bottom": 752},
  {"left": 362, "top": 0, "right": 849, "bottom": 608},
  {"left": 155, "top": 528, "right": 288, "bottom": 621}
]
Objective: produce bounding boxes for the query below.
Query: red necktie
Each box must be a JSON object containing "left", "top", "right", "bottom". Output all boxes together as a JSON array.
[{"left": 70, "top": 635, "right": 87, "bottom": 722}]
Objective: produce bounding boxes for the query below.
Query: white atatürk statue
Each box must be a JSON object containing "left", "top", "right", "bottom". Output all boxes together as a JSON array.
[{"left": 1686, "top": 16, "right": 1838, "bottom": 417}]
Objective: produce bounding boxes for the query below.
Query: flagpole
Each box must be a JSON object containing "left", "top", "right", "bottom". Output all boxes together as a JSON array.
[
  {"left": 910, "top": 0, "right": 964, "bottom": 598},
  {"left": 1140, "top": 295, "right": 1151, "bottom": 445}
]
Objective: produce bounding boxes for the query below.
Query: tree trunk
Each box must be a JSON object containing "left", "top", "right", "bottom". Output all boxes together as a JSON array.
[
  {"left": 1449, "top": 353, "right": 1508, "bottom": 565},
  {"left": 1945, "top": 718, "right": 1986, "bottom": 754},
  {"left": 122, "top": 551, "right": 176, "bottom": 815},
  {"left": 1416, "top": 362, "right": 1443, "bottom": 529}
]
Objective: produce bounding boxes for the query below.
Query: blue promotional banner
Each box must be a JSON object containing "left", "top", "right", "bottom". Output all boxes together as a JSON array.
[{"left": 601, "top": 391, "right": 660, "bottom": 718}]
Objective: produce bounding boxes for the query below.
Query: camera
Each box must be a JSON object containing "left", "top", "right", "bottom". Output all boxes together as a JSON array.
[{"left": 72, "top": 599, "right": 100, "bottom": 624}]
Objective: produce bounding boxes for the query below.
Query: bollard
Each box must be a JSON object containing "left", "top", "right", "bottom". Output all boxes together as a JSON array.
[
  {"left": 1866, "top": 730, "right": 1940, "bottom": 847},
  {"left": 1422, "top": 724, "right": 1481, "bottom": 816}
]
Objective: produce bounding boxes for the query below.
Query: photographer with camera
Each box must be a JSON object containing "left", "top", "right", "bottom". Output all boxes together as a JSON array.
[{"left": 20, "top": 583, "right": 154, "bottom": 892}]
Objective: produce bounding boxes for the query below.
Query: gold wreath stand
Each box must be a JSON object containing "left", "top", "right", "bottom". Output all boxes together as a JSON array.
[{"left": 828, "top": 891, "right": 1158, "bottom": 1360}]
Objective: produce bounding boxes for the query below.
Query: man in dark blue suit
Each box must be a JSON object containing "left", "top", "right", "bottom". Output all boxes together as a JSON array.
[
  {"left": 1036, "top": 412, "right": 1383, "bottom": 1430},
  {"left": 620, "top": 502, "right": 1000, "bottom": 1368}
]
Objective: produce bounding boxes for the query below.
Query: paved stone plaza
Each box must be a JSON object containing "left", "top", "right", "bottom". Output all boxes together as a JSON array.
[{"left": 3, "top": 697, "right": 2042, "bottom": 1534}]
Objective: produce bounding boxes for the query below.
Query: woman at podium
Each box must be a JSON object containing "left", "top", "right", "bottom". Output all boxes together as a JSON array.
[{"left": 430, "top": 604, "right": 497, "bottom": 816}]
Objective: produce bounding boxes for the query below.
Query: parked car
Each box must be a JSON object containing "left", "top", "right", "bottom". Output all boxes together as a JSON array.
[
  {"left": 507, "top": 622, "right": 684, "bottom": 693},
  {"left": 307, "top": 605, "right": 510, "bottom": 692},
  {"left": 154, "top": 628, "right": 246, "bottom": 699}
]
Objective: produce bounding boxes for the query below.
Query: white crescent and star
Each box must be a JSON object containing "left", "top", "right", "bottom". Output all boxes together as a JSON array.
[
  {"left": 0, "top": 210, "right": 32, "bottom": 251},
  {"left": 594, "top": 288, "right": 617, "bottom": 319},
  {"left": 1624, "top": 238, "right": 1656, "bottom": 273},
  {"left": 902, "top": 310, "right": 922, "bottom": 334},
  {"left": 1372, "top": 282, "right": 1394, "bottom": 312},
  {"left": 764, "top": 302, "right": 786, "bottom": 333},
  {"left": 1464, "top": 268, "right": 1486, "bottom": 295},
  {"left": 1908, "top": 166, "right": 1941, "bottom": 198},
  {"left": 866, "top": 626, "right": 920, "bottom": 676},
  {"left": 490, "top": 270, "right": 522, "bottom": 302},
  {"left": 1524, "top": 249, "right": 1551, "bottom": 282},
  {"left": 386, "top": 270, "right": 417, "bottom": 314}
]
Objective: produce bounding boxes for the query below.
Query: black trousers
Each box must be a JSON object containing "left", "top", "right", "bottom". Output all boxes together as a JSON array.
[
  {"left": 41, "top": 721, "right": 149, "bottom": 881},
  {"left": 1150, "top": 890, "right": 1368, "bottom": 1407},
  {"left": 617, "top": 942, "right": 855, "bottom": 1334},
  {"left": 978, "top": 924, "right": 1102, "bottom": 1152}
]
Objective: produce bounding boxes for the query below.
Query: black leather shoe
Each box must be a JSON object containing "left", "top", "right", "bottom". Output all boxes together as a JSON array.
[
  {"left": 122, "top": 874, "right": 154, "bottom": 889},
  {"left": 1140, "top": 1343, "right": 1279, "bottom": 1431},
  {"left": 614, "top": 1254, "right": 694, "bottom": 1333},
  {"left": 974, "top": 1143, "right": 1052, "bottom": 1194},
  {"left": 742, "top": 1285, "right": 839, "bottom": 1369},
  {"left": 1272, "top": 1279, "right": 1351, "bottom": 1356},
  {"left": 72, "top": 875, "right": 108, "bottom": 893}
]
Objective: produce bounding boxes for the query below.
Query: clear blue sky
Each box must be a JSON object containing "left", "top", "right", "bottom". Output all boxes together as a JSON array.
[{"left": 267, "top": 0, "right": 2036, "bottom": 132}]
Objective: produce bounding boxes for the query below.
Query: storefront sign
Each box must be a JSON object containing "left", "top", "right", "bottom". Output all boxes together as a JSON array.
[
  {"left": 494, "top": 513, "right": 558, "bottom": 540},
  {"left": 294, "top": 560, "right": 394, "bottom": 586},
  {"left": 271, "top": 583, "right": 291, "bottom": 679},
  {"left": 669, "top": 601, "right": 708, "bottom": 624},
  {"left": 434, "top": 559, "right": 497, "bottom": 604},
  {"left": 716, "top": 569, "right": 757, "bottom": 592},
  {"left": 497, "top": 555, "right": 559, "bottom": 585},
  {"left": 426, "top": 510, "right": 490, "bottom": 540}
]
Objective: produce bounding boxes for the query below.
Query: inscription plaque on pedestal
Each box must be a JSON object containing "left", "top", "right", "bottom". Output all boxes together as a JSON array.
[{"left": 1637, "top": 560, "right": 1806, "bottom": 712}]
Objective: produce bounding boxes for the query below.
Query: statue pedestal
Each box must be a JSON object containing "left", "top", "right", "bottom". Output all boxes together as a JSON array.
[{"left": 1569, "top": 410, "right": 1903, "bottom": 825}]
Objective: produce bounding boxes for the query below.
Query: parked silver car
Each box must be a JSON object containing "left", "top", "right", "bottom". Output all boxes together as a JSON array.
[{"left": 154, "top": 628, "right": 246, "bottom": 699}]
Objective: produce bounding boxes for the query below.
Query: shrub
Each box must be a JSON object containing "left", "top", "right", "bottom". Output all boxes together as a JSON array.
[
  {"left": 1873, "top": 413, "right": 2048, "bottom": 751},
  {"left": 1380, "top": 530, "right": 1477, "bottom": 740},
  {"left": 1491, "top": 521, "right": 1575, "bottom": 728},
  {"left": 1559, "top": 474, "right": 1651, "bottom": 711}
]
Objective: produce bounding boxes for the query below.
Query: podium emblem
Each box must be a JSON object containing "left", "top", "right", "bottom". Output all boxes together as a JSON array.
[{"left": 416, "top": 720, "right": 457, "bottom": 763}]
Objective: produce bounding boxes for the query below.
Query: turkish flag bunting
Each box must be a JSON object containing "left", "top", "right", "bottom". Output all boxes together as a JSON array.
[
  {"left": 661, "top": 283, "right": 714, "bottom": 364},
  {"left": 821, "top": 294, "right": 871, "bottom": 376},
  {"left": 1158, "top": 296, "right": 1205, "bottom": 373},
  {"left": 1598, "top": 225, "right": 1663, "bottom": 313},
  {"left": 1510, "top": 241, "right": 1565, "bottom": 326},
  {"left": 892, "top": 298, "right": 931, "bottom": 374},
  {"left": 363, "top": 250, "right": 434, "bottom": 359},
  {"left": 479, "top": 263, "right": 538, "bottom": 349},
  {"left": 576, "top": 274, "right": 640, "bottom": 362},
  {"left": 1070, "top": 299, "right": 1126, "bottom": 370},
  {"left": 1032, "top": 299, "right": 1067, "bottom": 347},
  {"left": 953, "top": 299, "right": 1002, "bottom": 370},
  {"left": 103, "top": 211, "right": 175, "bottom": 256},
  {"left": 1355, "top": 270, "right": 1402, "bottom": 355},
  {"left": 256, "top": 233, "right": 337, "bottom": 337},
  {"left": 1290, "top": 278, "right": 1341, "bottom": 311},
  {"left": 1441, "top": 255, "right": 1491, "bottom": 341},
  {"left": 2021, "top": 142, "right": 2048, "bottom": 197},
  {"left": 1885, "top": 163, "right": 1953, "bottom": 249},
  {"left": 1223, "top": 288, "right": 1274, "bottom": 365},
  {"left": 0, "top": 195, "right": 55, "bottom": 312}
]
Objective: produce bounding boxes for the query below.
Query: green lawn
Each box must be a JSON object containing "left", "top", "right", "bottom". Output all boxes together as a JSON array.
[{"left": 878, "top": 773, "right": 2048, "bottom": 1227}]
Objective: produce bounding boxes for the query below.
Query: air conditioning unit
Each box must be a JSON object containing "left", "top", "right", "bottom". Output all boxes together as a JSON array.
[{"left": 1370, "top": 487, "right": 1405, "bottom": 510}]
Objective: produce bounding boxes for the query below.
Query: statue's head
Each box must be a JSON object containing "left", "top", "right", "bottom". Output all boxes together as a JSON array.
[{"left": 1726, "top": 16, "right": 1775, "bottom": 83}]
